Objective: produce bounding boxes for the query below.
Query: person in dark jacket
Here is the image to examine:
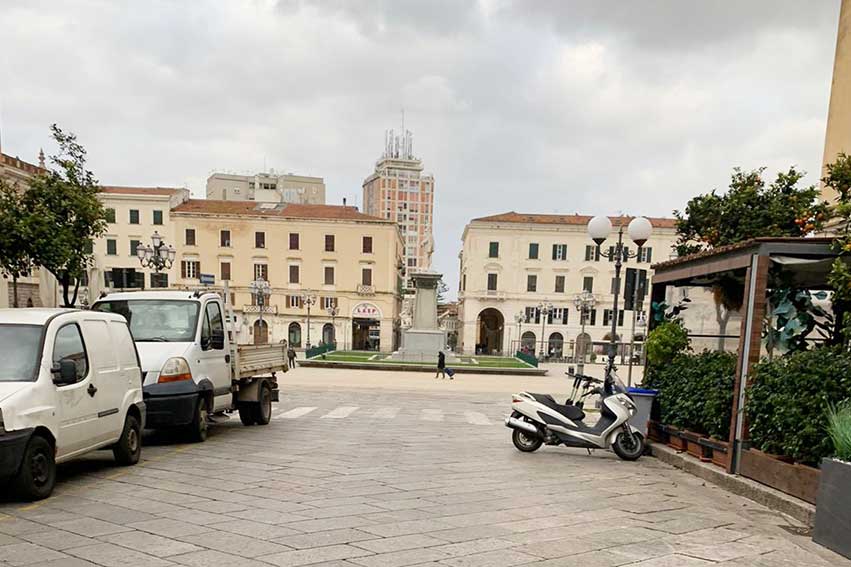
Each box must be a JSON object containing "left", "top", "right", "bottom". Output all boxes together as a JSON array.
[
  {"left": 435, "top": 351, "right": 447, "bottom": 379},
  {"left": 287, "top": 346, "right": 297, "bottom": 369}
]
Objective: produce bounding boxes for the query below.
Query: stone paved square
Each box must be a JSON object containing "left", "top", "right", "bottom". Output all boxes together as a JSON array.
[{"left": 1, "top": 369, "right": 849, "bottom": 566}]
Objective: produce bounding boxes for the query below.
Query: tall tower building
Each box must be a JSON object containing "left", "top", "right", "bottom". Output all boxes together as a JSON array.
[
  {"left": 363, "top": 129, "right": 435, "bottom": 288},
  {"left": 822, "top": 0, "right": 851, "bottom": 203}
]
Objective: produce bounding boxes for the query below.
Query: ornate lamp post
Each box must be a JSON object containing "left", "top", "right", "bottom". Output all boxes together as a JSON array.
[
  {"left": 537, "top": 302, "right": 554, "bottom": 358},
  {"left": 249, "top": 277, "right": 271, "bottom": 342},
  {"left": 573, "top": 290, "right": 597, "bottom": 376},
  {"left": 301, "top": 292, "right": 317, "bottom": 348},
  {"left": 586, "top": 215, "right": 652, "bottom": 378},
  {"left": 136, "top": 231, "right": 176, "bottom": 273},
  {"left": 326, "top": 304, "right": 339, "bottom": 346},
  {"left": 514, "top": 311, "right": 525, "bottom": 353}
]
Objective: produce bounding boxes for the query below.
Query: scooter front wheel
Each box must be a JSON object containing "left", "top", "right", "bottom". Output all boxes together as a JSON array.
[
  {"left": 612, "top": 431, "right": 645, "bottom": 461},
  {"left": 512, "top": 428, "right": 543, "bottom": 453}
]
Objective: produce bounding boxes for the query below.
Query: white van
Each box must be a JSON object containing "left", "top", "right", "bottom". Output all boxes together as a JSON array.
[{"left": 0, "top": 309, "right": 145, "bottom": 500}]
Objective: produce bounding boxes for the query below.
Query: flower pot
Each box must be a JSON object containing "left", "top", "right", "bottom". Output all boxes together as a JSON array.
[
  {"left": 700, "top": 438, "right": 730, "bottom": 469},
  {"left": 814, "top": 458, "right": 851, "bottom": 559},
  {"left": 664, "top": 426, "right": 687, "bottom": 451},
  {"left": 682, "top": 431, "right": 711, "bottom": 461},
  {"left": 647, "top": 420, "right": 668, "bottom": 443}
]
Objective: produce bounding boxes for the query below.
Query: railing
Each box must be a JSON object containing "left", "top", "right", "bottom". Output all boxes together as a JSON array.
[
  {"left": 243, "top": 304, "right": 277, "bottom": 314},
  {"left": 306, "top": 342, "right": 337, "bottom": 359},
  {"left": 357, "top": 284, "right": 375, "bottom": 295},
  {"left": 515, "top": 351, "right": 539, "bottom": 367}
]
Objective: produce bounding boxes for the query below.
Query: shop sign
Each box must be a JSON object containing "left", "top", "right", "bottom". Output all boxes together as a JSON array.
[{"left": 352, "top": 302, "right": 380, "bottom": 318}]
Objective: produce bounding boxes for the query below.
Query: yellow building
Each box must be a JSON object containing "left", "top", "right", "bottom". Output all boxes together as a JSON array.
[
  {"left": 170, "top": 200, "right": 404, "bottom": 350},
  {"left": 822, "top": 0, "right": 851, "bottom": 203}
]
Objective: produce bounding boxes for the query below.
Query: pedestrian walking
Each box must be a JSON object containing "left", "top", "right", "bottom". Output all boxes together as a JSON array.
[
  {"left": 435, "top": 351, "right": 449, "bottom": 379},
  {"left": 287, "top": 346, "right": 297, "bottom": 369}
]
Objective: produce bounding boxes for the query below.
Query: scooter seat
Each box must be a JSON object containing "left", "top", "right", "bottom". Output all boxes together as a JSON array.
[{"left": 529, "top": 393, "right": 585, "bottom": 421}]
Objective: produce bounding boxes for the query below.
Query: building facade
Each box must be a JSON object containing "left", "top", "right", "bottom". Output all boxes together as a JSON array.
[
  {"left": 457, "top": 212, "right": 677, "bottom": 357},
  {"left": 207, "top": 171, "right": 325, "bottom": 205},
  {"left": 169, "top": 200, "right": 404, "bottom": 351},
  {"left": 822, "top": 0, "right": 851, "bottom": 204},
  {"left": 362, "top": 129, "right": 435, "bottom": 286}
]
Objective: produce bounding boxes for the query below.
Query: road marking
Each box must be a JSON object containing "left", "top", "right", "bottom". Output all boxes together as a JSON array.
[
  {"left": 421, "top": 409, "right": 443, "bottom": 421},
  {"left": 321, "top": 406, "right": 359, "bottom": 419},
  {"left": 464, "top": 411, "right": 491, "bottom": 425},
  {"left": 275, "top": 406, "right": 317, "bottom": 419},
  {"left": 372, "top": 407, "right": 400, "bottom": 419}
]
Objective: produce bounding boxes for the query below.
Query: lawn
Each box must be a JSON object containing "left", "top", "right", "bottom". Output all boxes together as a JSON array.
[{"left": 311, "top": 350, "right": 534, "bottom": 369}]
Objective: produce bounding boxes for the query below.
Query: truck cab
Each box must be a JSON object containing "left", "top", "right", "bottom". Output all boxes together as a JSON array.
[{"left": 0, "top": 308, "right": 144, "bottom": 500}]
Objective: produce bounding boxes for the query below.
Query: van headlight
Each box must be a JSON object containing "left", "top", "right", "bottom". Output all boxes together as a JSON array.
[{"left": 158, "top": 357, "right": 193, "bottom": 383}]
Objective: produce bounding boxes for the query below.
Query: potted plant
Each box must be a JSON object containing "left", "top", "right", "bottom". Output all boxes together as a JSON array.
[{"left": 814, "top": 401, "right": 851, "bottom": 559}]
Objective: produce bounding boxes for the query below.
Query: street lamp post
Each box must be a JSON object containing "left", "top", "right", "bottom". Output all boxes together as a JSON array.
[
  {"left": 301, "top": 292, "right": 317, "bottom": 348},
  {"left": 538, "top": 302, "right": 553, "bottom": 359},
  {"left": 136, "top": 231, "right": 176, "bottom": 273},
  {"left": 514, "top": 311, "right": 525, "bottom": 354},
  {"left": 326, "top": 304, "right": 339, "bottom": 347},
  {"left": 586, "top": 215, "right": 652, "bottom": 379},
  {"left": 249, "top": 277, "right": 271, "bottom": 343},
  {"left": 573, "top": 290, "right": 597, "bottom": 376}
]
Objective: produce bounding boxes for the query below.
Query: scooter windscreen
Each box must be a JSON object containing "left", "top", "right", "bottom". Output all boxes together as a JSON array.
[{"left": 604, "top": 374, "right": 628, "bottom": 396}]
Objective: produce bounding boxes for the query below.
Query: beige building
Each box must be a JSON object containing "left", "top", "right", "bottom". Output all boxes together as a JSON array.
[
  {"left": 363, "top": 129, "right": 435, "bottom": 286},
  {"left": 207, "top": 171, "right": 325, "bottom": 205},
  {"left": 169, "top": 200, "right": 403, "bottom": 350},
  {"left": 822, "top": 0, "right": 851, "bottom": 203},
  {"left": 457, "top": 212, "right": 677, "bottom": 357}
]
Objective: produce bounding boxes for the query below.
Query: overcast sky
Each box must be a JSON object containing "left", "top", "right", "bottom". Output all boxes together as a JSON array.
[{"left": 0, "top": 1, "right": 842, "bottom": 295}]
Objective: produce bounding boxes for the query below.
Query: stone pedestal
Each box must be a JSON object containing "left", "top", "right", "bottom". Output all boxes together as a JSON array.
[{"left": 392, "top": 271, "right": 450, "bottom": 361}]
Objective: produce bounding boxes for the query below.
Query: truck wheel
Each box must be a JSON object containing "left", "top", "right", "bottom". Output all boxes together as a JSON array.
[
  {"left": 188, "top": 397, "right": 209, "bottom": 442},
  {"left": 113, "top": 414, "right": 141, "bottom": 465},
  {"left": 11, "top": 434, "right": 56, "bottom": 501},
  {"left": 238, "top": 404, "right": 257, "bottom": 426},
  {"left": 253, "top": 382, "right": 273, "bottom": 426}
]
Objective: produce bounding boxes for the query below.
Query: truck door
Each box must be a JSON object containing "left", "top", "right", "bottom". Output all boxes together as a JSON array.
[
  {"left": 78, "top": 318, "right": 123, "bottom": 444},
  {"left": 199, "top": 300, "right": 231, "bottom": 411},
  {"left": 51, "top": 322, "right": 99, "bottom": 459}
]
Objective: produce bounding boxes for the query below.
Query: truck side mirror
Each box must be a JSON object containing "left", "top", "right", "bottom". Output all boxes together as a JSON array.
[
  {"left": 52, "top": 360, "right": 78, "bottom": 385},
  {"left": 211, "top": 329, "right": 225, "bottom": 350}
]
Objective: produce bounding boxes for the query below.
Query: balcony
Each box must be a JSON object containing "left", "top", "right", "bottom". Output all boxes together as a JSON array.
[
  {"left": 243, "top": 304, "right": 278, "bottom": 314},
  {"left": 462, "top": 289, "right": 506, "bottom": 301},
  {"left": 357, "top": 284, "right": 376, "bottom": 296}
]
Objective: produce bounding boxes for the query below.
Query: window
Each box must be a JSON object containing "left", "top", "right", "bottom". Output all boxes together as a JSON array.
[
  {"left": 181, "top": 260, "right": 200, "bottom": 279},
  {"left": 324, "top": 266, "right": 335, "bottom": 285},
  {"left": 488, "top": 241, "right": 499, "bottom": 258},
  {"left": 549, "top": 308, "right": 568, "bottom": 325},
  {"left": 53, "top": 324, "right": 88, "bottom": 382},
  {"left": 487, "top": 273, "right": 498, "bottom": 291},
  {"left": 220, "top": 262, "right": 231, "bottom": 281},
  {"left": 585, "top": 245, "right": 600, "bottom": 262},
  {"left": 603, "top": 309, "right": 613, "bottom": 326},
  {"left": 130, "top": 239, "right": 141, "bottom": 256},
  {"left": 407, "top": 258, "right": 417, "bottom": 267},
  {"left": 555, "top": 275, "right": 565, "bottom": 293},
  {"left": 363, "top": 236, "right": 373, "bottom": 254},
  {"left": 106, "top": 239, "right": 117, "bottom": 256},
  {"left": 525, "top": 306, "right": 540, "bottom": 324},
  {"left": 462, "top": 274, "right": 466, "bottom": 291},
  {"left": 552, "top": 244, "right": 568, "bottom": 261},
  {"left": 185, "top": 228, "right": 196, "bottom": 246},
  {"left": 362, "top": 268, "right": 373, "bottom": 286},
  {"left": 204, "top": 302, "right": 224, "bottom": 350},
  {"left": 528, "top": 243, "right": 539, "bottom": 259},
  {"left": 129, "top": 209, "right": 139, "bottom": 224},
  {"left": 583, "top": 276, "right": 594, "bottom": 292},
  {"left": 105, "top": 208, "right": 116, "bottom": 224},
  {"left": 153, "top": 210, "right": 163, "bottom": 225},
  {"left": 255, "top": 232, "right": 266, "bottom": 249},
  {"left": 526, "top": 274, "right": 537, "bottom": 292},
  {"left": 325, "top": 234, "right": 335, "bottom": 252},
  {"left": 150, "top": 273, "right": 168, "bottom": 288},
  {"left": 589, "top": 309, "right": 597, "bottom": 326},
  {"left": 252, "top": 263, "right": 267, "bottom": 281},
  {"left": 608, "top": 246, "right": 616, "bottom": 262},
  {"left": 638, "top": 247, "right": 653, "bottom": 263},
  {"left": 287, "top": 295, "right": 303, "bottom": 309},
  {"left": 618, "top": 310, "right": 625, "bottom": 326},
  {"left": 220, "top": 230, "right": 231, "bottom": 247},
  {"left": 289, "top": 233, "right": 300, "bottom": 250},
  {"left": 289, "top": 265, "right": 300, "bottom": 284},
  {"left": 322, "top": 296, "right": 338, "bottom": 309},
  {"left": 621, "top": 246, "right": 630, "bottom": 262}
]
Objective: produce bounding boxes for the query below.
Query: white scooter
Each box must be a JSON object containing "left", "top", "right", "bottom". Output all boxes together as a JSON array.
[{"left": 504, "top": 368, "right": 645, "bottom": 460}]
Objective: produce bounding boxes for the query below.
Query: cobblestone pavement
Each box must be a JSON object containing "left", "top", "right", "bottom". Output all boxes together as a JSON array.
[{"left": 1, "top": 378, "right": 847, "bottom": 567}]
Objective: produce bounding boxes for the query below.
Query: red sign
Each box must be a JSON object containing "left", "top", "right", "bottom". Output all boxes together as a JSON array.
[{"left": 352, "top": 303, "right": 380, "bottom": 318}]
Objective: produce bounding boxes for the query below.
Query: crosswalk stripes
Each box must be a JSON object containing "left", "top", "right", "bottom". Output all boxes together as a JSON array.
[
  {"left": 420, "top": 409, "right": 443, "bottom": 422},
  {"left": 464, "top": 411, "right": 491, "bottom": 426},
  {"left": 321, "top": 406, "right": 359, "bottom": 419},
  {"left": 274, "top": 406, "right": 317, "bottom": 420},
  {"left": 371, "top": 407, "right": 400, "bottom": 419}
]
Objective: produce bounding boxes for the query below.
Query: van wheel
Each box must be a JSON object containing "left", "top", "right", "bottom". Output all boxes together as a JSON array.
[
  {"left": 188, "top": 397, "right": 209, "bottom": 442},
  {"left": 113, "top": 414, "right": 141, "bottom": 465},
  {"left": 12, "top": 435, "right": 56, "bottom": 501},
  {"left": 253, "top": 382, "right": 273, "bottom": 426},
  {"left": 238, "top": 404, "right": 257, "bottom": 426}
]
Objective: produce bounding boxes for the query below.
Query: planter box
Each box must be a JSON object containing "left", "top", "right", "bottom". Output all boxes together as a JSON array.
[
  {"left": 814, "top": 458, "right": 851, "bottom": 559},
  {"left": 698, "top": 437, "right": 730, "bottom": 469},
  {"left": 647, "top": 420, "right": 668, "bottom": 443},
  {"left": 663, "top": 426, "right": 687, "bottom": 451},
  {"left": 739, "top": 448, "right": 821, "bottom": 504},
  {"left": 682, "top": 431, "right": 712, "bottom": 462}
]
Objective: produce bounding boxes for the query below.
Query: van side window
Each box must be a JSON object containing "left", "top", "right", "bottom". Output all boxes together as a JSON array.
[
  {"left": 53, "top": 324, "right": 89, "bottom": 382},
  {"left": 206, "top": 302, "right": 224, "bottom": 350},
  {"left": 200, "top": 309, "right": 211, "bottom": 346}
]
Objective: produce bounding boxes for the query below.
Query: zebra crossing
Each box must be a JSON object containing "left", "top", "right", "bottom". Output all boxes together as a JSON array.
[{"left": 271, "top": 405, "right": 494, "bottom": 425}]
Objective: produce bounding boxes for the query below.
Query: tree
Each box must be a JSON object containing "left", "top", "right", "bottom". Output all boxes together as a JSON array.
[
  {"left": 824, "top": 153, "right": 851, "bottom": 345},
  {"left": 0, "top": 180, "right": 34, "bottom": 307},
  {"left": 23, "top": 125, "right": 107, "bottom": 307}
]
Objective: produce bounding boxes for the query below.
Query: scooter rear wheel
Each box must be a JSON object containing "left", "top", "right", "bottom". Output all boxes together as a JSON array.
[
  {"left": 512, "top": 428, "right": 543, "bottom": 453},
  {"left": 612, "top": 431, "right": 645, "bottom": 461}
]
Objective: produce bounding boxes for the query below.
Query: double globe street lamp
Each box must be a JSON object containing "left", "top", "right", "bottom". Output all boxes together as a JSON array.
[
  {"left": 250, "top": 277, "right": 272, "bottom": 342},
  {"left": 136, "top": 231, "right": 175, "bottom": 273},
  {"left": 573, "top": 289, "right": 597, "bottom": 376},
  {"left": 301, "top": 292, "right": 317, "bottom": 348},
  {"left": 586, "top": 215, "right": 653, "bottom": 378}
]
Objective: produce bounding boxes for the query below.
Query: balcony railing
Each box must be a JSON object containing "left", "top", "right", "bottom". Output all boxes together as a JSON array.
[
  {"left": 357, "top": 284, "right": 375, "bottom": 296},
  {"left": 243, "top": 304, "right": 277, "bottom": 314}
]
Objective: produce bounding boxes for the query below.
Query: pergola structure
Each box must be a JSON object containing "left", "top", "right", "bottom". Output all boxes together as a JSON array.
[{"left": 649, "top": 237, "right": 837, "bottom": 475}]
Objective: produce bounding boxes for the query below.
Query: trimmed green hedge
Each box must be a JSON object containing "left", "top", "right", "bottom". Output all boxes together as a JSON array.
[
  {"left": 747, "top": 346, "right": 851, "bottom": 466},
  {"left": 645, "top": 350, "right": 737, "bottom": 440},
  {"left": 306, "top": 343, "right": 336, "bottom": 359},
  {"left": 515, "top": 351, "right": 538, "bottom": 367}
]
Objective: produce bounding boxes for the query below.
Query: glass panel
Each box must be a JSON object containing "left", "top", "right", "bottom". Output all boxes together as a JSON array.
[
  {"left": 53, "top": 324, "right": 88, "bottom": 380},
  {"left": 0, "top": 324, "right": 42, "bottom": 382},
  {"left": 93, "top": 300, "right": 200, "bottom": 342}
]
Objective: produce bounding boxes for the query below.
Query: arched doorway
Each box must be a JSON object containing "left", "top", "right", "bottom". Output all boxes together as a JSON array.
[
  {"left": 288, "top": 322, "right": 302, "bottom": 348},
  {"left": 253, "top": 319, "right": 269, "bottom": 345},
  {"left": 548, "top": 332, "right": 564, "bottom": 358},
  {"left": 575, "top": 332, "right": 592, "bottom": 363},
  {"left": 476, "top": 308, "right": 504, "bottom": 355},
  {"left": 520, "top": 331, "right": 536, "bottom": 353},
  {"left": 322, "top": 323, "right": 335, "bottom": 345}
]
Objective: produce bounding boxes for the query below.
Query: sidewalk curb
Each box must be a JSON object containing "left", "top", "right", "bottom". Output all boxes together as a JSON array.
[
  {"left": 649, "top": 442, "right": 815, "bottom": 526},
  {"left": 297, "top": 360, "right": 548, "bottom": 376}
]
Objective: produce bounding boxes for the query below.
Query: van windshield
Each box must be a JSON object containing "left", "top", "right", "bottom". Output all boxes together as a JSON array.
[
  {"left": 93, "top": 300, "right": 200, "bottom": 342},
  {"left": 0, "top": 324, "right": 43, "bottom": 382}
]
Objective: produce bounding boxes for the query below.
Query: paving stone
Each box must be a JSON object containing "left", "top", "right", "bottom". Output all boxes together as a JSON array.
[
  {"left": 67, "top": 542, "right": 175, "bottom": 567},
  {"left": 273, "top": 528, "right": 379, "bottom": 550},
  {"left": 352, "top": 533, "right": 448, "bottom": 554},
  {"left": 357, "top": 519, "right": 456, "bottom": 538},
  {"left": 0, "top": 542, "right": 68, "bottom": 566},
  {"left": 20, "top": 529, "right": 97, "bottom": 551},
  {"left": 437, "top": 548, "right": 542, "bottom": 567},
  {"left": 259, "top": 543, "right": 374, "bottom": 567},
  {"left": 50, "top": 518, "right": 132, "bottom": 538},
  {"left": 169, "top": 549, "right": 272, "bottom": 567},
  {"left": 430, "top": 537, "right": 517, "bottom": 557},
  {"left": 26, "top": 558, "right": 97, "bottom": 567},
  {"left": 0, "top": 532, "right": 24, "bottom": 546},
  {"left": 127, "top": 518, "right": 210, "bottom": 538},
  {"left": 99, "top": 530, "right": 202, "bottom": 557},
  {"left": 178, "top": 529, "right": 293, "bottom": 558},
  {"left": 628, "top": 554, "right": 715, "bottom": 566},
  {"left": 206, "top": 518, "right": 301, "bottom": 540},
  {"left": 348, "top": 547, "right": 451, "bottom": 567},
  {"left": 0, "top": 518, "right": 50, "bottom": 537}
]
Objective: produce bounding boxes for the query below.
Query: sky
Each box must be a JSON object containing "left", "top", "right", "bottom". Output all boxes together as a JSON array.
[{"left": 0, "top": 0, "right": 843, "bottom": 296}]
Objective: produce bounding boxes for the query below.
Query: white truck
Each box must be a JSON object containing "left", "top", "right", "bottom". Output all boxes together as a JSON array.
[
  {"left": 0, "top": 309, "right": 145, "bottom": 500},
  {"left": 92, "top": 290, "right": 287, "bottom": 441}
]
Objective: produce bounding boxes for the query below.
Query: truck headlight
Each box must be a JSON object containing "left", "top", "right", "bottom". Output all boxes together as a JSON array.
[{"left": 158, "top": 357, "right": 193, "bottom": 383}]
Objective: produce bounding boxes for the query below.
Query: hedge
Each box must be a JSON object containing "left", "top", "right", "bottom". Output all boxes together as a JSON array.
[
  {"left": 645, "top": 350, "right": 737, "bottom": 440},
  {"left": 747, "top": 346, "right": 851, "bottom": 466}
]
